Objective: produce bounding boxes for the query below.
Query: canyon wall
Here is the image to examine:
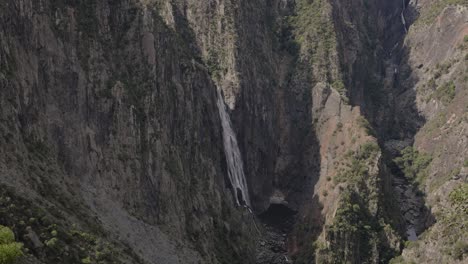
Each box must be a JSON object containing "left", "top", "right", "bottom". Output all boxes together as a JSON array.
[{"left": 0, "top": 0, "right": 466, "bottom": 263}]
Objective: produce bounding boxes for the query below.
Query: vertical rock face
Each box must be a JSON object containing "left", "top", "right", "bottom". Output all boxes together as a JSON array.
[
  {"left": 0, "top": 1, "right": 256, "bottom": 263},
  {"left": 0, "top": 0, "right": 466, "bottom": 264}
]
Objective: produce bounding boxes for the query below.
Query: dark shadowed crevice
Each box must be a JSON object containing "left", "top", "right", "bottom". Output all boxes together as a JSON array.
[{"left": 259, "top": 203, "right": 297, "bottom": 232}]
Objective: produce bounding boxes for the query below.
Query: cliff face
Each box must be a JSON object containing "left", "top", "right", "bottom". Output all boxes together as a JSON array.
[
  {"left": 389, "top": 1, "right": 468, "bottom": 263},
  {"left": 0, "top": 0, "right": 466, "bottom": 264},
  {"left": 0, "top": 1, "right": 256, "bottom": 263}
]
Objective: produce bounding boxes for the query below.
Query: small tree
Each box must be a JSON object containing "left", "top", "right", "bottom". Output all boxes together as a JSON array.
[{"left": 0, "top": 225, "right": 23, "bottom": 264}]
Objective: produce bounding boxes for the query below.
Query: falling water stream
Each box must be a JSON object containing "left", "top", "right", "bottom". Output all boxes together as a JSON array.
[
  {"left": 401, "top": 0, "right": 408, "bottom": 33},
  {"left": 216, "top": 88, "right": 251, "bottom": 207}
]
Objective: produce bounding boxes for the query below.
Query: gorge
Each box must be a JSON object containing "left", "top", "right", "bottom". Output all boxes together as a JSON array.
[{"left": 0, "top": 0, "right": 467, "bottom": 264}]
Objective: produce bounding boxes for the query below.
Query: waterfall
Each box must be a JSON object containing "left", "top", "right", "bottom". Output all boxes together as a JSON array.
[
  {"left": 216, "top": 88, "right": 251, "bottom": 207},
  {"left": 401, "top": 0, "right": 408, "bottom": 33}
]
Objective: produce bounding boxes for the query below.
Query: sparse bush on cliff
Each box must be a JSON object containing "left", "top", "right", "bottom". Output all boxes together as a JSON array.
[
  {"left": 394, "top": 147, "right": 432, "bottom": 184},
  {"left": 357, "top": 116, "right": 375, "bottom": 136},
  {"left": 416, "top": 0, "right": 468, "bottom": 26},
  {"left": 335, "top": 142, "right": 379, "bottom": 184},
  {"left": 0, "top": 225, "right": 23, "bottom": 264},
  {"left": 432, "top": 81, "right": 456, "bottom": 105},
  {"left": 452, "top": 240, "right": 468, "bottom": 260},
  {"left": 449, "top": 183, "right": 468, "bottom": 209}
]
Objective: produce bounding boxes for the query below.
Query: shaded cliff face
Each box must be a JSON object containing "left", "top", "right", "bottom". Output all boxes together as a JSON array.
[
  {"left": 0, "top": 1, "right": 256, "bottom": 263},
  {"left": 388, "top": 1, "right": 468, "bottom": 263},
  {"left": 0, "top": 0, "right": 466, "bottom": 264}
]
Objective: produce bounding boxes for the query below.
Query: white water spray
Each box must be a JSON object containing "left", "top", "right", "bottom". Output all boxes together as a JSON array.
[{"left": 216, "top": 88, "right": 251, "bottom": 207}]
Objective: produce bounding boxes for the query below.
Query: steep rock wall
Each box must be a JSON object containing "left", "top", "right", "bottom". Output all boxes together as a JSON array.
[
  {"left": 0, "top": 1, "right": 256, "bottom": 263},
  {"left": 1, "top": 0, "right": 466, "bottom": 264}
]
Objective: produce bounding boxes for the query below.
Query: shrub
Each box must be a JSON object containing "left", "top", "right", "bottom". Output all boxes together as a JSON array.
[
  {"left": 358, "top": 142, "right": 379, "bottom": 160},
  {"left": 336, "top": 122, "right": 343, "bottom": 131},
  {"left": 389, "top": 256, "right": 404, "bottom": 264},
  {"left": 452, "top": 240, "right": 468, "bottom": 260},
  {"left": 394, "top": 147, "right": 432, "bottom": 183},
  {"left": 0, "top": 226, "right": 23, "bottom": 264},
  {"left": 449, "top": 183, "right": 468, "bottom": 208},
  {"left": 416, "top": 0, "right": 468, "bottom": 26},
  {"left": 45, "top": 237, "right": 59, "bottom": 248},
  {"left": 332, "top": 80, "right": 346, "bottom": 95},
  {"left": 81, "top": 256, "right": 92, "bottom": 264},
  {"left": 357, "top": 116, "right": 375, "bottom": 136},
  {"left": 0, "top": 227, "right": 14, "bottom": 245},
  {"left": 432, "top": 81, "right": 456, "bottom": 104}
]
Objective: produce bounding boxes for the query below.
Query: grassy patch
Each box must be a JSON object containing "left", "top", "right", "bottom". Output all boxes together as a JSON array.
[
  {"left": 449, "top": 183, "right": 468, "bottom": 208},
  {"left": 416, "top": 0, "right": 468, "bottom": 26}
]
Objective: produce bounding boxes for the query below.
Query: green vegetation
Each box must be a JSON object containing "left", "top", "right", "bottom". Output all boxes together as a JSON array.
[
  {"left": 357, "top": 116, "right": 375, "bottom": 136},
  {"left": 452, "top": 240, "right": 468, "bottom": 260},
  {"left": 416, "top": 0, "right": 468, "bottom": 26},
  {"left": 0, "top": 185, "right": 137, "bottom": 264},
  {"left": 332, "top": 80, "right": 346, "bottom": 95},
  {"left": 331, "top": 80, "right": 350, "bottom": 103},
  {"left": 422, "top": 111, "right": 447, "bottom": 134},
  {"left": 289, "top": 0, "right": 336, "bottom": 60},
  {"left": 430, "top": 166, "right": 462, "bottom": 193},
  {"left": 317, "top": 189, "right": 388, "bottom": 263},
  {"left": 206, "top": 49, "right": 221, "bottom": 79},
  {"left": 389, "top": 255, "right": 417, "bottom": 264},
  {"left": 459, "top": 35, "right": 468, "bottom": 50},
  {"left": 440, "top": 183, "right": 468, "bottom": 260},
  {"left": 316, "top": 140, "right": 402, "bottom": 263},
  {"left": 358, "top": 142, "right": 380, "bottom": 160},
  {"left": 433, "top": 62, "right": 452, "bottom": 79},
  {"left": 389, "top": 256, "right": 405, "bottom": 264},
  {"left": 431, "top": 81, "right": 456, "bottom": 105},
  {"left": 394, "top": 147, "right": 432, "bottom": 184},
  {"left": 0, "top": 226, "right": 23, "bottom": 264},
  {"left": 449, "top": 183, "right": 468, "bottom": 208},
  {"left": 396, "top": 183, "right": 467, "bottom": 262},
  {"left": 81, "top": 256, "right": 92, "bottom": 264},
  {"left": 335, "top": 142, "right": 379, "bottom": 184}
]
